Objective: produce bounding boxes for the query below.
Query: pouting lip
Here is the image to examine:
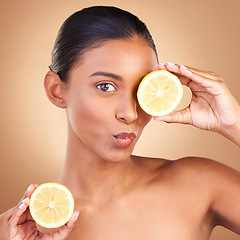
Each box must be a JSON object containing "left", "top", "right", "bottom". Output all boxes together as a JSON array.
[{"left": 113, "top": 132, "right": 136, "bottom": 141}]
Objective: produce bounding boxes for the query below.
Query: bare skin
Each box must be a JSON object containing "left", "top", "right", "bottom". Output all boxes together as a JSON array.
[
  {"left": 63, "top": 156, "right": 240, "bottom": 240},
  {"left": 1, "top": 38, "right": 240, "bottom": 240}
]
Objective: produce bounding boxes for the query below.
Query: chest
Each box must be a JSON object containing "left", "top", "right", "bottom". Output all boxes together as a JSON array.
[{"left": 66, "top": 191, "right": 210, "bottom": 240}]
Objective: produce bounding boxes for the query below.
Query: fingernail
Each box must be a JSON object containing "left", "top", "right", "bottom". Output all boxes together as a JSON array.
[
  {"left": 159, "top": 62, "right": 166, "bottom": 66},
  {"left": 75, "top": 211, "right": 80, "bottom": 221},
  {"left": 166, "top": 62, "right": 175, "bottom": 66},
  {"left": 154, "top": 64, "right": 160, "bottom": 70},
  {"left": 153, "top": 117, "right": 162, "bottom": 121},
  {"left": 22, "top": 197, "right": 29, "bottom": 203},
  {"left": 19, "top": 203, "right": 25, "bottom": 209},
  {"left": 180, "top": 65, "right": 187, "bottom": 69},
  {"left": 27, "top": 184, "right": 33, "bottom": 192}
]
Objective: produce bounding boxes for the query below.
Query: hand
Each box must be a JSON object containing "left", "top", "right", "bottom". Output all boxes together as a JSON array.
[
  {"left": 2, "top": 184, "right": 79, "bottom": 240},
  {"left": 154, "top": 62, "right": 240, "bottom": 144}
]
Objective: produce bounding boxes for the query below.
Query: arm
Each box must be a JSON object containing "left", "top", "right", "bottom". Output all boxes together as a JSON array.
[
  {"left": 220, "top": 121, "right": 240, "bottom": 147},
  {"left": 153, "top": 63, "right": 240, "bottom": 231},
  {"left": 181, "top": 157, "right": 240, "bottom": 234},
  {"left": 207, "top": 159, "right": 240, "bottom": 233},
  {"left": 154, "top": 62, "right": 240, "bottom": 147}
]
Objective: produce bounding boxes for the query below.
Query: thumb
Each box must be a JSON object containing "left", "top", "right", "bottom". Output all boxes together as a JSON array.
[
  {"left": 153, "top": 107, "right": 192, "bottom": 125},
  {"left": 56, "top": 211, "right": 80, "bottom": 238}
]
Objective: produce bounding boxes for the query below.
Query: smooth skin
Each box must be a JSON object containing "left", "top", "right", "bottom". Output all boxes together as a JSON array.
[{"left": 1, "top": 37, "right": 240, "bottom": 239}]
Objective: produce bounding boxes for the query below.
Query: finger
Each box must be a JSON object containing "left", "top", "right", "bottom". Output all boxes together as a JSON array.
[
  {"left": 161, "top": 62, "right": 180, "bottom": 73},
  {"left": 13, "top": 184, "right": 37, "bottom": 222},
  {"left": 67, "top": 211, "right": 80, "bottom": 228},
  {"left": 153, "top": 107, "right": 192, "bottom": 125},
  {"left": 167, "top": 63, "right": 220, "bottom": 91},
  {"left": 156, "top": 63, "right": 191, "bottom": 86},
  {"left": 56, "top": 211, "right": 80, "bottom": 238},
  {"left": 18, "top": 184, "right": 39, "bottom": 204},
  {"left": 179, "top": 65, "right": 222, "bottom": 91},
  {"left": 158, "top": 62, "right": 218, "bottom": 83},
  {"left": 18, "top": 201, "right": 30, "bottom": 225},
  {"left": 8, "top": 198, "right": 30, "bottom": 237},
  {"left": 157, "top": 63, "right": 223, "bottom": 96},
  {"left": 5, "top": 185, "right": 39, "bottom": 239},
  {"left": 4, "top": 206, "right": 17, "bottom": 223},
  {"left": 12, "top": 197, "right": 30, "bottom": 224},
  {"left": 155, "top": 62, "right": 168, "bottom": 71},
  {"left": 4, "top": 184, "right": 37, "bottom": 222},
  {"left": 9, "top": 184, "right": 38, "bottom": 225},
  {"left": 159, "top": 62, "right": 221, "bottom": 81},
  {"left": 184, "top": 66, "right": 222, "bottom": 81}
]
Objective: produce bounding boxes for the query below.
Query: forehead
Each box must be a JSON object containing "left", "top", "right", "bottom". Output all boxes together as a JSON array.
[{"left": 72, "top": 38, "right": 158, "bottom": 79}]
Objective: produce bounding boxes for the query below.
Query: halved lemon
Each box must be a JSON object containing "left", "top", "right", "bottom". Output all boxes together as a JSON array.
[
  {"left": 137, "top": 70, "right": 183, "bottom": 116},
  {"left": 29, "top": 182, "right": 74, "bottom": 229}
]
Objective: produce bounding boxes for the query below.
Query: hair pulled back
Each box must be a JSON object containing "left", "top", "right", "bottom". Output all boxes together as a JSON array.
[{"left": 49, "top": 6, "right": 157, "bottom": 82}]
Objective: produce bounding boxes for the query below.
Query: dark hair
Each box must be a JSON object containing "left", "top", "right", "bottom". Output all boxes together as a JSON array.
[{"left": 49, "top": 6, "right": 157, "bottom": 82}]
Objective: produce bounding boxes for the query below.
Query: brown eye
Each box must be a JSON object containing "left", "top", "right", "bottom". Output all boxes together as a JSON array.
[{"left": 97, "top": 83, "right": 115, "bottom": 92}]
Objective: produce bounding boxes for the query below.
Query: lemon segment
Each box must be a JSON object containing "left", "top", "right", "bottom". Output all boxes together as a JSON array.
[
  {"left": 29, "top": 182, "right": 74, "bottom": 229},
  {"left": 137, "top": 70, "right": 183, "bottom": 116}
]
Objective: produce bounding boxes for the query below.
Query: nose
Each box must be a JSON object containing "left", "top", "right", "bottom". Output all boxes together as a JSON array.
[{"left": 116, "top": 94, "right": 138, "bottom": 124}]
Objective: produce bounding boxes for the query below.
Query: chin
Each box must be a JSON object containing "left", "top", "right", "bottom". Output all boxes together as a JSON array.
[{"left": 102, "top": 149, "right": 133, "bottom": 163}]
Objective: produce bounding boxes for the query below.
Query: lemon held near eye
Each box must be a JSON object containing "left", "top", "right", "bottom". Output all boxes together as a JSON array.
[{"left": 137, "top": 70, "right": 183, "bottom": 116}]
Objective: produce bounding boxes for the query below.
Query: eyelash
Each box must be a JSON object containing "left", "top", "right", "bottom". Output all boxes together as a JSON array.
[{"left": 96, "top": 82, "right": 117, "bottom": 92}]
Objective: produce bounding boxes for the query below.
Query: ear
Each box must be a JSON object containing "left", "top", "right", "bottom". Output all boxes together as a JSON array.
[{"left": 44, "top": 71, "right": 67, "bottom": 108}]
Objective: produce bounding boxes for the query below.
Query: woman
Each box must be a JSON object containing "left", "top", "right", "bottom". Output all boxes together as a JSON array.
[{"left": 1, "top": 6, "right": 240, "bottom": 240}]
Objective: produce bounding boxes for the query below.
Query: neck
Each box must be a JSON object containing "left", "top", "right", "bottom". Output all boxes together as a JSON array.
[{"left": 57, "top": 129, "right": 137, "bottom": 203}]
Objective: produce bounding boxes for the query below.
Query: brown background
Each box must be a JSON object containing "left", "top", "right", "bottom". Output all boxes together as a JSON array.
[{"left": 0, "top": 0, "right": 239, "bottom": 239}]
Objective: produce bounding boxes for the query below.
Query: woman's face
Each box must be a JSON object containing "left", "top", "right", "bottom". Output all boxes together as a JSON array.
[{"left": 64, "top": 37, "right": 158, "bottom": 162}]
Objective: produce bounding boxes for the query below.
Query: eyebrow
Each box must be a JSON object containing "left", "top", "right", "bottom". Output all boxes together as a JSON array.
[{"left": 89, "top": 71, "right": 123, "bottom": 81}]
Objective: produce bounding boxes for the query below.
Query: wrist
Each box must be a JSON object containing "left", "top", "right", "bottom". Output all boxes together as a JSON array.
[{"left": 220, "top": 120, "right": 240, "bottom": 147}]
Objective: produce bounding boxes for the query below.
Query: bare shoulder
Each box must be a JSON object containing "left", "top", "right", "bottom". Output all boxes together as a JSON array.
[
  {"left": 173, "top": 157, "right": 240, "bottom": 233},
  {"left": 132, "top": 154, "right": 240, "bottom": 186},
  {"left": 172, "top": 156, "right": 240, "bottom": 183},
  {"left": 132, "top": 155, "right": 240, "bottom": 233},
  {"left": 132, "top": 153, "right": 225, "bottom": 173}
]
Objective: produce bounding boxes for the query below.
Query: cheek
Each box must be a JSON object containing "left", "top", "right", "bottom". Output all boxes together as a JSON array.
[
  {"left": 68, "top": 100, "right": 97, "bottom": 127},
  {"left": 66, "top": 93, "right": 113, "bottom": 136}
]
